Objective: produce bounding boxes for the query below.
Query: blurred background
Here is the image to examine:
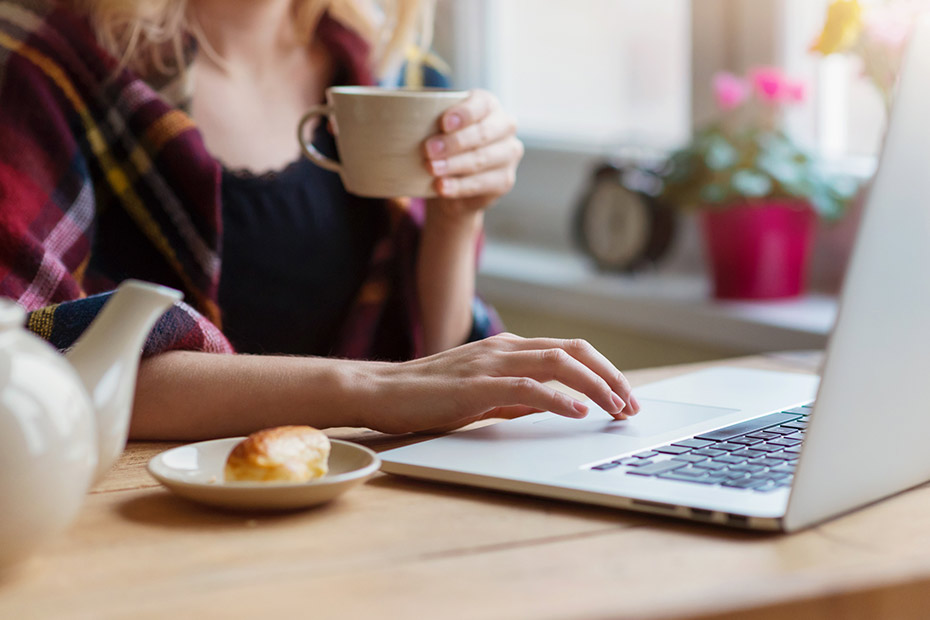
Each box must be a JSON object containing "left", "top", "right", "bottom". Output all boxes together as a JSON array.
[{"left": 429, "top": 0, "right": 911, "bottom": 370}]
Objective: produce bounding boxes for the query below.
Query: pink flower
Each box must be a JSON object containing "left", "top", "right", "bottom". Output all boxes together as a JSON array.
[
  {"left": 749, "top": 66, "right": 788, "bottom": 103},
  {"left": 784, "top": 79, "right": 807, "bottom": 103},
  {"left": 713, "top": 72, "right": 749, "bottom": 110}
]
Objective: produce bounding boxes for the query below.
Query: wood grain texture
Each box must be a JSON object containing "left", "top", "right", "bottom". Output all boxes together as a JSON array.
[{"left": 6, "top": 352, "right": 929, "bottom": 620}]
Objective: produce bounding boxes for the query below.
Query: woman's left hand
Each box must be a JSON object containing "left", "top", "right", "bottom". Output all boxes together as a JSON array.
[{"left": 423, "top": 89, "right": 524, "bottom": 214}]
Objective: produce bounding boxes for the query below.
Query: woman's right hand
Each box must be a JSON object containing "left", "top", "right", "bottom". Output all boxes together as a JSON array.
[{"left": 357, "top": 333, "right": 641, "bottom": 434}]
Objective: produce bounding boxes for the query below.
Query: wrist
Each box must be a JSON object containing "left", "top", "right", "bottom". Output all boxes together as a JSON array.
[
  {"left": 325, "top": 359, "right": 393, "bottom": 430},
  {"left": 423, "top": 200, "right": 485, "bottom": 235}
]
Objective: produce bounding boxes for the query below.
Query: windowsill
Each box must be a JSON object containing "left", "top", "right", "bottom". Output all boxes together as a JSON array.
[{"left": 477, "top": 240, "right": 837, "bottom": 353}]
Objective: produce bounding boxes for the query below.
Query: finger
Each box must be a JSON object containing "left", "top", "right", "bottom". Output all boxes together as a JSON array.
[
  {"left": 436, "top": 167, "right": 516, "bottom": 200},
  {"left": 425, "top": 111, "right": 517, "bottom": 160},
  {"left": 441, "top": 89, "right": 497, "bottom": 133},
  {"left": 501, "top": 337, "right": 637, "bottom": 415},
  {"left": 482, "top": 377, "right": 590, "bottom": 420},
  {"left": 429, "top": 137, "right": 524, "bottom": 178},
  {"left": 499, "top": 350, "right": 625, "bottom": 415},
  {"left": 481, "top": 405, "right": 545, "bottom": 420}
]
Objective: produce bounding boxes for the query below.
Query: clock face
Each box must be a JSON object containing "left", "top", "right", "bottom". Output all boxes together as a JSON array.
[{"left": 580, "top": 181, "right": 651, "bottom": 269}]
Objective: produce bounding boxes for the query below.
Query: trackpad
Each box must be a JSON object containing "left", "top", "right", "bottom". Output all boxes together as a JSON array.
[{"left": 535, "top": 399, "right": 739, "bottom": 439}]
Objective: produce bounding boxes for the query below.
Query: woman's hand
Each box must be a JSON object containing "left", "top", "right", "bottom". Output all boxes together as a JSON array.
[
  {"left": 423, "top": 89, "right": 524, "bottom": 215},
  {"left": 357, "top": 333, "right": 641, "bottom": 434}
]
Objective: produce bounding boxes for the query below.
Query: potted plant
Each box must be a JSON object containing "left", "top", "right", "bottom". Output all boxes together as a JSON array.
[{"left": 660, "top": 67, "right": 856, "bottom": 300}]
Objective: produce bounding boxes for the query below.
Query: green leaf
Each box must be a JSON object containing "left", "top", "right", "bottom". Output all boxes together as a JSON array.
[
  {"left": 704, "top": 136, "right": 739, "bottom": 170},
  {"left": 699, "top": 183, "right": 728, "bottom": 203},
  {"left": 731, "top": 170, "right": 773, "bottom": 197}
]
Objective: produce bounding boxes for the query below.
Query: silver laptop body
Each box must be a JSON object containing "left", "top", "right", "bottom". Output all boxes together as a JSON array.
[{"left": 381, "top": 19, "right": 930, "bottom": 532}]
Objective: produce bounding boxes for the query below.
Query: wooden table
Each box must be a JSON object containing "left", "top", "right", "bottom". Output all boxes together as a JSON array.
[{"left": 4, "top": 353, "right": 930, "bottom": 619}]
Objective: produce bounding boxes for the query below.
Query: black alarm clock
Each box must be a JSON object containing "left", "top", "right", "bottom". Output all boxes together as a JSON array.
[{"left": 573, "top": 161, "right": 676, "bottom": 272}]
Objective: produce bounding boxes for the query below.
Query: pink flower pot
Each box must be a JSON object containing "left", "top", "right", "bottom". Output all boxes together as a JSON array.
[{"left": 700, "top": 200, "right": 816, "bottom": 300}]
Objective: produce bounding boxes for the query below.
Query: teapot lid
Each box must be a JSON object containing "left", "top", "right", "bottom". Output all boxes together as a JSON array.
[{"left": 0, "top": 298, "right": 25, "bottom": 330}]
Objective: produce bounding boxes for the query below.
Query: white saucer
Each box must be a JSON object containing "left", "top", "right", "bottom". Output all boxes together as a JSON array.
[{"left": 147, "top": 438, "right": 381, "bottom": 511}]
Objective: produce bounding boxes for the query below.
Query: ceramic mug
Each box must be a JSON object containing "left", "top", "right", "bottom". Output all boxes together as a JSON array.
[{"left": 298, "top": 86, "right": 469, "bottom": 198}]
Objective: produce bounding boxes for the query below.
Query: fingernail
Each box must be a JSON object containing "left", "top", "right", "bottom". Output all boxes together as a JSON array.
[
  {"left": 432, "top": 159, "right": 448, "bottom": 175},
  {"left": 444, "top": 113, "right": 462, "bottom": 132},
  {"left": 572, "top": 401, "right": 589, "bottom": 417},
  {"left": 438, "top": 178, "right": 456, "bottom": 196},
  {"left": 631, "top": 394, "right": 641, "bottom": 412},
  {"left": 611, "top": 393, "right": 625, "bottom": 413},
  {"left": 427, "top": 138, "right": 445, "bottom": 157}
]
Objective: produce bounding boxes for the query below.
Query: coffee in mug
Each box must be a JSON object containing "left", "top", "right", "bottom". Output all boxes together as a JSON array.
[{"left": 298, "top": 86, "right": 469, "bottom": 198}]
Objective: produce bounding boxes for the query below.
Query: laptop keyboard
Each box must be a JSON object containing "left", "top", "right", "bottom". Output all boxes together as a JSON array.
[{"left": 589, "top": 403, "right": 813, "bottom": 493}]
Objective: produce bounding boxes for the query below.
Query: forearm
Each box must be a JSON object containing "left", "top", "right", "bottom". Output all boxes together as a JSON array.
[
  {"left": 417, "top": 207, "right": 484, "bottom": 355},
  {"left": 131, "top": 351, "right": 383, "bottom": 440}
]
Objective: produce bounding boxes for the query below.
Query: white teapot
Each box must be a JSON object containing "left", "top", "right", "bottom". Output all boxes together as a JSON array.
[{"left": 0, "top": 280, "right": 181, "bottom": 571}]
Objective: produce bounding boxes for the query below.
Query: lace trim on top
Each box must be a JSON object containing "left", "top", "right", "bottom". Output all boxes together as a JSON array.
[{"left": 220, "top": 154, "right": 309, "bottom": 183}]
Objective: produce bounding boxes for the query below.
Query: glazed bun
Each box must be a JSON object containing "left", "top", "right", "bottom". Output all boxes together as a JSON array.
[{"left": 224, "top": 426, "right": 331, "bottom": 483}]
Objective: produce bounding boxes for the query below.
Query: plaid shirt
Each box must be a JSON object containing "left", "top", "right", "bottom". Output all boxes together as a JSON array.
[{"left": 0, "top": 0, "right": 501, "bottom": 360}]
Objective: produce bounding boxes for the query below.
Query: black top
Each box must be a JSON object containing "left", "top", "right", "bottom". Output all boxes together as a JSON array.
[{"left": 217, "top": 127, "right": 386, "bottom": 355}]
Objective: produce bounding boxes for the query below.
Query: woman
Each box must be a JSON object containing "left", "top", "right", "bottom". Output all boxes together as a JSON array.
[{"left": 0, "top": 0, "right": 640, "bottom": 438}]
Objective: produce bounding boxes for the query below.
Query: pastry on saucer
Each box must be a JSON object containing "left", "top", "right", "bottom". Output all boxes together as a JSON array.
[{"left": 225, "top": 426, "right": 330, "bottom": 483}]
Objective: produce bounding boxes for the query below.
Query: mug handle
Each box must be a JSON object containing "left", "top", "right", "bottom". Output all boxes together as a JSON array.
[{"left": 298, "top": 105, "right": 342, "bottom": 174}]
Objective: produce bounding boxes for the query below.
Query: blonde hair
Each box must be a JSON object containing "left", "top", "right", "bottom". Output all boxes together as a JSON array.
[{"left": 68, "top": 0, "right": 435, "bottom": 82}]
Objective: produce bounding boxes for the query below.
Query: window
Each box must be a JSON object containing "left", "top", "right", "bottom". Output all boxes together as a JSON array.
[
  {"left": 433, "top": 0, "right": 886, "bottom": 247},
  {"left": 485, "top": 0, "right": 691, "bottom": 149}
]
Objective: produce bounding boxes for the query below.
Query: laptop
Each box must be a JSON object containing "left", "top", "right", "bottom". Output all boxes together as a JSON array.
[{"left": 380, "top": 19, "right": 930, "bottom": 532}]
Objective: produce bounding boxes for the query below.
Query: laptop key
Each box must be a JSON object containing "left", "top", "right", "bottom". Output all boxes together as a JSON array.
[
  {"left": 692, "top": 448, "right": 727, "bottom": 457},
  {"left": 627, "top": 460, "right": 688, "bottom": 476},
  {"left": 729, "top": 436, "right": 765, "bottom": 445},
  {"left": 785, "top": 432, "right": 805, "bottom": 441},
  {"left": 729, "top": 464, "right": 765, "bottom": 473},
  {"left": 714, "top": 442, "right": 747, "bottom": 451},
  {"left": 671, "top": 438, "right": 716, "bottom": 449},
  {"left": 693, "top": 461, "right": 727, "bottom": 471},
  {"left": 694, "top": 413, "right": 800, "bottom": 441},
  {"left": 751, "top": 444, "right": 784, "bottom": 453},
  {"left": 625, "top": 459, "right": 655, "bottom": 468},
  {"left": 672, "top": 454, "right": 709, "bottom": 463},
  {"left": 722, "top": 477, "right": 769, "bottom": 490},
  {"left": 768, "top": 437, "right": 801, "bottom": 447},
  {"left": 783, "top": 421, "right": 808, "bottom": 430},
  {"left": 723, "top": 469, "right": 750, "bottom": 480},
  {"left": 592, "top": 463, "right": 621, "bottom": 470},
  {"left": 783, "top": 406, "right": 811, "bottom": 415},
  {"left": 669, "top": 466, "right": 706, "bottom": 477},
  {"left": 746, "top": 431, "right": 780, "bottom": 440},
  {"left": 750, "top": 458, "right": 784, "bottom": 468},
  {"left": 658, "top": 472, "right": 707, "bottom": 484},
  {"left": 765, "top": 427, "right": 797, "bottom": 436},
  {"left": 655, "top": 445, "right": 692, "bottom": 455},
  {"left": 731, "top": 449, "right": 766, "bottom": 459},
  {"left": 659, "top": 472, "right": 726, "bottom": 485},
  {"left": 771, "top": 463, "right": 795, "bottom": 473},
  {"left": 764, "top": 451, "right": 795, "bottom": 461},
  {"left": 714, "top": 455, "right": 747, "bottom": 465},
  {"left": 634, "top": 451, "right": 658, "bottom": 459}
]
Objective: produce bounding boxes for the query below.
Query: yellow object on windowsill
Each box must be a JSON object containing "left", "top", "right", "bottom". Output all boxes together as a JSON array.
[{"left": 810, "top": 0, "right": 862, "bottom": 55}]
